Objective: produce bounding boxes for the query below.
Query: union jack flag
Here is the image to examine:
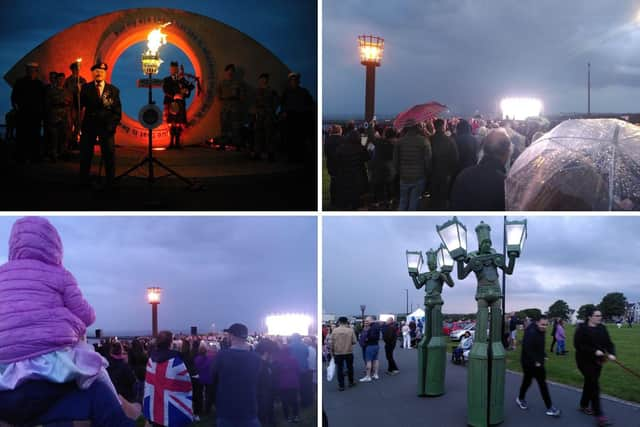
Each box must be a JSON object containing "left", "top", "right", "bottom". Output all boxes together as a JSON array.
[{"left": 143, "top": 356, "right": 194, "bottom": 427}]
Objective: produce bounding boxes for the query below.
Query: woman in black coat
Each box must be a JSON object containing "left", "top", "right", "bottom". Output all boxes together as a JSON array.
[{"left": 574, "top": 308, "right": 616, "bottom": 426}]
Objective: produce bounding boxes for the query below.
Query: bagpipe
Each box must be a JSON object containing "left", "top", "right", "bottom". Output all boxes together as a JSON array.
[{"left": 168, "top": 64, "right": 201, "bottom": 117}]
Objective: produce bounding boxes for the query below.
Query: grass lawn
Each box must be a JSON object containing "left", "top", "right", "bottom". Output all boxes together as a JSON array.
[
  {"left": 504, "top": 323, "right": 640, "bottom": 403},
  {"left": 322, "top": 157, "right": 330, "bottom": 209}
]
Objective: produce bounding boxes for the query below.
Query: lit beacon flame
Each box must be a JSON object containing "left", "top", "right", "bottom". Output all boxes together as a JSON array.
[{"left": 145, "top": 23, "right": 170, "bottom": 56}]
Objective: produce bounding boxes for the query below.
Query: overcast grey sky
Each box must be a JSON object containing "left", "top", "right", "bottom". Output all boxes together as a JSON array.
[
  {"left": 324, "top": 0, "right": 640, "bottom": 118},
  {"left": 323, "top": 216, "right": 640, "bottom": 317},
  {"left": 0, "top": 216, "right": 317, "bottom": 335}
]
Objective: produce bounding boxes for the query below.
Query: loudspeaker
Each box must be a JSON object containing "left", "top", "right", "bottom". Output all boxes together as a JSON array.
[{"left": 191, "top": 326, "right": 198, "bottom": 336}]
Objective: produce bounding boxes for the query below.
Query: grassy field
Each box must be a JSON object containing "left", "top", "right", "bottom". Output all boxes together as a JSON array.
[
  {"left": 504, "top": 323, "right": 640, "bottom": 403},
  {"left": 322, "top": 157, "right": 330, "bottom": 209}
]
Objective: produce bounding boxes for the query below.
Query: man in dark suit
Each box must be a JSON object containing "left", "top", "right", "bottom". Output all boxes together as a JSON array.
[{"left": 79, "top": 61, "right": 121, "bottom": 187}]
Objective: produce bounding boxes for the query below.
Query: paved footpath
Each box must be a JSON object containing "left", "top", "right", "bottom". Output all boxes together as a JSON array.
[{"left": 323, "top": 348, "right": 640, "bottom": 427}]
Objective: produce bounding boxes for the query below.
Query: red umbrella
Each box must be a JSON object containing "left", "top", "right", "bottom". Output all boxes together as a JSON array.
[{"left": 393, "top": 102, "right": 448, "bottom": 130}]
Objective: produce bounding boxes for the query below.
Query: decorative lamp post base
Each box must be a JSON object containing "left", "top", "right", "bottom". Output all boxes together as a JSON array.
[{"left": 467, "top": 302, "right": 506, "bottom": 427}]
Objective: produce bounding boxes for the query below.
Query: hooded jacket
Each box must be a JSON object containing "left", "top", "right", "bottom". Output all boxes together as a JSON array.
[{"left": 0, "top": 217, "right": 95, "bottom": 363}]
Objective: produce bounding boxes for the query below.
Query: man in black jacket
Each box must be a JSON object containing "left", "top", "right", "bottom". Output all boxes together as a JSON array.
[
  {"left": 79, "top": 61, "right": 122, "bottom": 188},
  {"left": 451, "top": 129, "right": 511, "bottom": 211},
  {"left": 382, "top": 317, "right": 400, "bottom": 375},
  {"left": 516, "top": 315, "right": 561, "bottom": 417}
]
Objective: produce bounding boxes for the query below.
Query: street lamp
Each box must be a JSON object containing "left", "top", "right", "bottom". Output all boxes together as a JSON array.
[
  {"left": 435, "top": 244, "right": 454, "bottom": 273},
  {"left": 360, "top": 304, "right": 366, "bottom": 325},
  {"left": 404, "top": 247, "right": 455, "bottom": 397},
  {"left": 358, "top": 34, "right": 384, "bottom": 122},
  {"left": 406, "top": 250, "right": 423, "bottom": 274},
  {"left": 436, "top": 216, "right": 467, "bottom": 260},
  {"left": 147, "top": 287, "right": 161, "bottom": 337},
  {"left": 436, "top": 217, "right": 525, "bottom": 427},
  {"left": 505, "top": 219, "right": 527, "bottom": 257}
]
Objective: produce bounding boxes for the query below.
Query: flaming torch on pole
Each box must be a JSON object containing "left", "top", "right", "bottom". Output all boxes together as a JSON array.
[{"left": 117, "top": 22, "right": 196, "bottom": 189}]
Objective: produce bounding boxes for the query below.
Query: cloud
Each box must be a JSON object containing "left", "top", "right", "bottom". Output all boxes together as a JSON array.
[
  {"left": 323, "top": 216, "right": 640, "bottom": 317},
  {"left": 0, "top": 216, "right": 317, "bottom": 334},
  {"left": 324, "top": 0, "right": 640, "bottom": 117}
]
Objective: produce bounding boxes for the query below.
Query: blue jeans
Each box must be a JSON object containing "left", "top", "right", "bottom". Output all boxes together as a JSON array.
[
  {"left": 556, "top": 340, "right": 565, "bottom": 354},
  {"left": 0, "top": 379, "right": 134, "bottom": 427},
  {"left": 217, "top": 417, "right": 262, "bottom": 427},
  {"left": 398, "top": 178, "right": 425, "bottom": 211}
]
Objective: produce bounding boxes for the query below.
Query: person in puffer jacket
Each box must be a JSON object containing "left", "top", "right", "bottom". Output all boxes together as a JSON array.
[{"left": 0, "top": 216, "right": 137, "bottom": 426}]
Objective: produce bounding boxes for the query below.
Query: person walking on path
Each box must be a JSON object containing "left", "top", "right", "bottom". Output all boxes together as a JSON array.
[
  {"left": 328, "top": 317, "right": 358, "bottom": 391},
  {"left": 359, "top": 317, "right": 382, "bottom": 382},
  {"left": 516, "top": 315, "right": 561, "bottom": 417},
  {"left": 550, "top": 319, "right": 558, "bottom": 353},
  {"left": 574, "top": 308, "right": 616, "bottom": 427},
  {"left": 402, "top": 322, "right": 411, "bottom": 349},
  {"left": 555, "top": 319, "right": 567, "bottom": 355},
  {"left": 382, "top": 318, "right": 399, "bottom": 375}
]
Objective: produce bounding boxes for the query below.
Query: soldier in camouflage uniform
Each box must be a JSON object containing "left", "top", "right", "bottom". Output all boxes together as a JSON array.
[
  {"left": 44, "top": 72, "right": 71, "bottom": 161},
  {"left": 252, "top": 73, "right": 279, "bottom": 161},
  {"left": 215, "top": 64, "right": 246, "bottom": 149}
]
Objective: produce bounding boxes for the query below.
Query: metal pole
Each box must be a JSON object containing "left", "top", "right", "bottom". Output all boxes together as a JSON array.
[
  {"left": 151, "top": 303, "right": 158, "bottom": 337},
  {"left": 364, "top": 64, "right": 376, "bottom": 122},
  {"left": 502, "top": 215, "right": 506, "bottom": 346},
  {"left": 405, "top": 289, "right": 409, "bottom": 314},
  {"left": 148, "top": 72, "right": 154, "bottom": 182},
  {"left": 588, "top": 62, "right": 591, "bottom": 116}
]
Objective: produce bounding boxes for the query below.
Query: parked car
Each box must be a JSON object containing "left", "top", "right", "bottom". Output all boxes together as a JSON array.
[{"left": 450, "top": 323, "right": 476, "bottom": 341}]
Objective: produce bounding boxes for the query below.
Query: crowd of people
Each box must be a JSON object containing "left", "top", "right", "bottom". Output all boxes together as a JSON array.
[
  {"left": 323, "top": 115, "right": 554, "bottom": 211},
  {"left": 4, "top": 60, "right": 315, "bottom": 191},
  {"left": 0, "top": 217, "right": 318, "bottom": 427},
  {"left": 323, "top": 308, "right": 621, "bottom": 427}
]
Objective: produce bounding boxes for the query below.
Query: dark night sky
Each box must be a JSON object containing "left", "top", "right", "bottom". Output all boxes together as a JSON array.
[
  {"left": 0, "top": 0, "right": 317, "bottom": 121},
  {"left": 324, "top": 0, "right": 640, "bottom": 118},
  {"left": 0, "top": 216, "right": 318, "bottom": 335},
  {"left": 324, "top": 216, "right": 640, "bottom": 317}
]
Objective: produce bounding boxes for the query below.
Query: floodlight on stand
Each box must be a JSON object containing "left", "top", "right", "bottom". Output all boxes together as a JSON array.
[
  {"left": 505, "top": 219, "right": 527, "bottom": 256},
  {"left": 406, "top": 250, "right": 423, "bottom": 274},
  {"left": 436, "top": 216, "right": 468, "bottom": 260},
  {"left": 436, "top": 244, "right": 454, "bottom": 272}
]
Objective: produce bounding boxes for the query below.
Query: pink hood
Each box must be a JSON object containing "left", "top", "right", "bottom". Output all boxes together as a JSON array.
[{"left": 0, "top": 217, "right": 96, "bottom": 363}]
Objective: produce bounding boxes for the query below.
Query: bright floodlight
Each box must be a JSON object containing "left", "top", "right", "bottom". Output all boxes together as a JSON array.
[
  {"left": 265, "top": 313, "right": 313, "bottom": 336},
  {"left": 500, "top": 98, "right": 543, "bottom": 120}
]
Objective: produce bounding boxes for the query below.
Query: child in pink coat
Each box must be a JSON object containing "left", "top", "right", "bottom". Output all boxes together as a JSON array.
[{"left": 0, "top": 217, "right": 135, "bottom": 426}]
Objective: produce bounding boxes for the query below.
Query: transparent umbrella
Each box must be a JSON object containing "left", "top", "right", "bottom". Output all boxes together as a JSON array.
[{"left": 506, "top": 119, "right": 640, "bottom": 211}]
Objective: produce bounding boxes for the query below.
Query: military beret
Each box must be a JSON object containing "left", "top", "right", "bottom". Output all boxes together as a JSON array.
[
  {"left": 91, "top": 62, "right": 108, "bottom": 71},
  {"left": 288, "top": 72, "right": 300, "bottom": 80},
  {"left": 170, "top": 61, "right": 179, "bottom": 67}
]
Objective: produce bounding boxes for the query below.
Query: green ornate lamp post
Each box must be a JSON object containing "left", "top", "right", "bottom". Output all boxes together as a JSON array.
[
  {"left": 405, "top": 246, "right": 454, "bottom": 397},
  {"left": 437, "top": 217, "right": 526, "bottom": 426}
]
